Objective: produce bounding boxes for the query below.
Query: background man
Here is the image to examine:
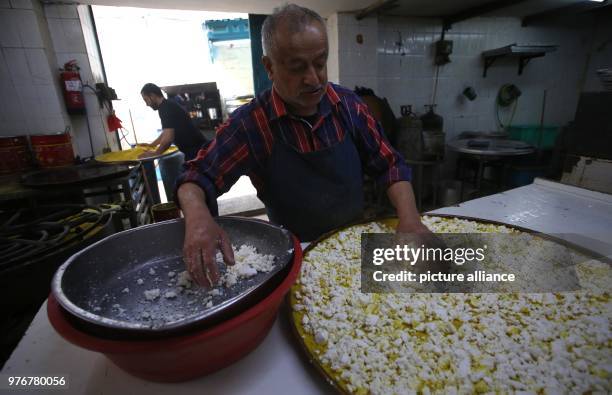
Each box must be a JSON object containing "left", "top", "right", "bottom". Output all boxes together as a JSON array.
[{"left": 140, "top": 83, "right": 207, "bottom": 161}]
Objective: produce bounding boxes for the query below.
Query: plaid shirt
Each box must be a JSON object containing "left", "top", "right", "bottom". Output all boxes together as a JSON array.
[{"left": 177, "top": 83, "right": 411, "bottom": 215}]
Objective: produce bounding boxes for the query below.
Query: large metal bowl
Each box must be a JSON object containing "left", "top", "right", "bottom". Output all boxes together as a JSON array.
[
  {"left": 51, "top": 216, "right": 294, "bottom": 339},
  {"left": 48, "top": 235, "right": 302, "bottom": 382}
]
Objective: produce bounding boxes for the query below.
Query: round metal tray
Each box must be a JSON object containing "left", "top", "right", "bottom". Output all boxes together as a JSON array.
[
  {"left": 94, "top": 146, "right": 180, "bottom": 164},
  {"left": 52, "top": 216, "right": 294, "bottom": 340},
  {"left": 288, "top": 214, "right": 609, "bottom": 394},
  {"left": 21, "top": 163, "right": 135, "bottom": 187}
]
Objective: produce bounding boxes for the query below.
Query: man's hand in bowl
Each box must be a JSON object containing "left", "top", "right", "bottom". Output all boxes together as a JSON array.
[
  {"left": 179, "top": 183, "right": 235, "bottom": 288},
  {"left": 183, "top": 215, "right": 235, "bottom": 288}
]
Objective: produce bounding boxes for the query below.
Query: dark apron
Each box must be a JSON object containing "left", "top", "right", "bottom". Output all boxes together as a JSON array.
[{"left": 261, "top": 118, "right": 364, "bottom": 242}]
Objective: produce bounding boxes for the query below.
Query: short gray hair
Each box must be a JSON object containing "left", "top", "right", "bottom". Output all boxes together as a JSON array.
[{"left": 261, "top": 4, "right": 326, "bottom": 57}]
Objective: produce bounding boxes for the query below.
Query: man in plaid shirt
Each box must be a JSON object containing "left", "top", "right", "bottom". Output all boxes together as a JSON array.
[{"left": 176, "top": 4, "right": 430, "bottom": 287}]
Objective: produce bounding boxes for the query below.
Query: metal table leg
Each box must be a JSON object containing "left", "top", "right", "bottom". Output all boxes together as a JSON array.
[
  {"left": 432, "top": 163, "right": 438, "bottom": 207},
  {"left": 158, "top": 152, "right": 184, "bottom": 202},
  {"left": 141, "top": 160, "right": 161, "bottom": 205},
  {"left": 417, "top": 164, "right": 423, "bottom": 211}
]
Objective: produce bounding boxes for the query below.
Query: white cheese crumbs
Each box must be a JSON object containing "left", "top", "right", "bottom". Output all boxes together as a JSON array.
[
  {"left": 365, "top": 314, "right": 379, "bottom": 327},
  {"left": 111, "top": 303, "right": 126, "bottom": 315},
  {"left": 126, "top": 244, "right": 277, "bottom": 325},
  {"left": 121, "top": 287, "right": 129, "bottom": 294},
  {"left": 293, "top": 217, "right": 612, "bottom": 394},
  {"left": 143, "top": 288, "right": 160, "bottom": 301},
  {"left": 220, "top": 245, "right": 276, "bottom": 287},
  {"left": 314, "top": 329, "right": 328, "bottom": 345},
  {"left": 176, "top": 271, "right": 192, "bottom": 288}
]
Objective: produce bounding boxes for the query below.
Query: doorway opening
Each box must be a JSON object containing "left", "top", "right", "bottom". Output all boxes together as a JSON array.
[{"left": 92, "top": 6, "right": 262, "bottom": 214}]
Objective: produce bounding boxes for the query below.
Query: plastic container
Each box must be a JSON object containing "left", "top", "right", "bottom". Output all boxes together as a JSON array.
[
  {"left": 508, "top": 166, "right": 547, "bottom": 187},
  {"left": 0, "top": 136, "right": 31, "bottom": 174},
  {"left": 151, "top": 202, "right": 180, "bottom": 222},
  {"left": 31, "top": 133, "right": 75, "bottom": 168},
  {"left": 508, "top": 125, "right": 559, "bottom": 149},
  {"left": 47, "top": 236, "right": 303, "bottom": 382}
]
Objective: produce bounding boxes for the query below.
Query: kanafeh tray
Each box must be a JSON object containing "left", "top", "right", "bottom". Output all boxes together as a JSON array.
[{"left": 289, "top": 215, "right": 611, "bottom": 394}]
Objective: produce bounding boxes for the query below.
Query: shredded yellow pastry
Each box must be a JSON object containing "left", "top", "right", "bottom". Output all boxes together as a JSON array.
[{"left": 95, "top": 146, "right": 177, "bottom": 162}]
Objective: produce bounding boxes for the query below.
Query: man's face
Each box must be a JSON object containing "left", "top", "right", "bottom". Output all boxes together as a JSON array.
[
  {"left": 263, "top": 21, "right": 328, "bottom": 116},
  {"left": 142, "top": 93, "right": 159, "bottom": 111}
]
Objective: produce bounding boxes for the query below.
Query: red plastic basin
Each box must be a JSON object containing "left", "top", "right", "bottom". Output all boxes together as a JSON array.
[
  {"left": 0, "top": 135, "right": 31, "bottom": 174},
  {"left": 31, "top": 133, "right": 74, "bottom": 168},
  {"left": 47, "top": 236, "right": 302, "bottom": 382}
]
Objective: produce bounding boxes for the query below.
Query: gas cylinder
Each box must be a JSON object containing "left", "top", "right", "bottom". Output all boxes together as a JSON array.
[
  {"left": 395, "top": 105, "right": 423, "bottom": 161},
  {"left": 420, "top": 105, "right": 445, "bottom": 160}
]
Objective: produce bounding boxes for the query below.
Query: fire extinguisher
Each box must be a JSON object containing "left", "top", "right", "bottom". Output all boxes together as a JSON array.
[{"left": 60, "top": 60, "right": 86, "bottom": 115}]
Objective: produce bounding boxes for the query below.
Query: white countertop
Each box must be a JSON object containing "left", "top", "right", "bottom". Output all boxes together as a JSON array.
[
  {"left": 2, "top": 300, "right": 333, "bottom": 395},
  {"left": 431, "top": 178, "right": 612, "bottom": 257},
  {"left": 3, "top": 179, "right": 611, "bottom": 394}
]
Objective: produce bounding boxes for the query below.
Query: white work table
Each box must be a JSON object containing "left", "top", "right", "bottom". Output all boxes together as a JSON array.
[
  {"left": 431, "top": 178, "right": 612, "bottom": 257},
  {"left": 3, "top": 178, "right": 611, "bottom": 394},
  {"left": 2, "top": 301, "right": 333, "bottom": 395}
]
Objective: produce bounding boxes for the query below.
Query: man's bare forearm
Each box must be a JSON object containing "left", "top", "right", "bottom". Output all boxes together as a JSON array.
[
  {"left": 178, "top": 183, "right": 212, "bottom": 222},
  {"left": 153, "top": 129, "right": 175, "bottom": 155},
  {"left": 150, "top": 134, "right": 162, "bottom": 147},
  {"left": 386, "top": 181, "right": 423, "bottom": 228}
]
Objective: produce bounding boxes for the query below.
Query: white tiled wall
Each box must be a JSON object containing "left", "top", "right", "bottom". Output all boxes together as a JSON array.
[
  {"left": 326, "top": 13, "right": 340, "bottom": 84},
  {"left": 336, "top": 13, "right": 379, "bottom": 92},
  {"left": 0, "top": 0, "right": 116, "bottom": 157},
  {"left": 334, "top": 12, "right": 610, "bottom": 143},
  {"left": 0, "top": 0, "right": 64, "bottom": 136},
  {"left": 10, "top": 0, "right": 33, "bottom": 10},
  {"left": 44, "top": 3, "right": 116, "bottom": 156},
  {"left": 78, "top": 6, "right": 105, "bottom": 84}
]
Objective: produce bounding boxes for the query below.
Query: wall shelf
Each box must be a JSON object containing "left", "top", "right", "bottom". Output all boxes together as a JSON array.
[{"left": 482, "top": 44, "right": 557, "bottom": 77}]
